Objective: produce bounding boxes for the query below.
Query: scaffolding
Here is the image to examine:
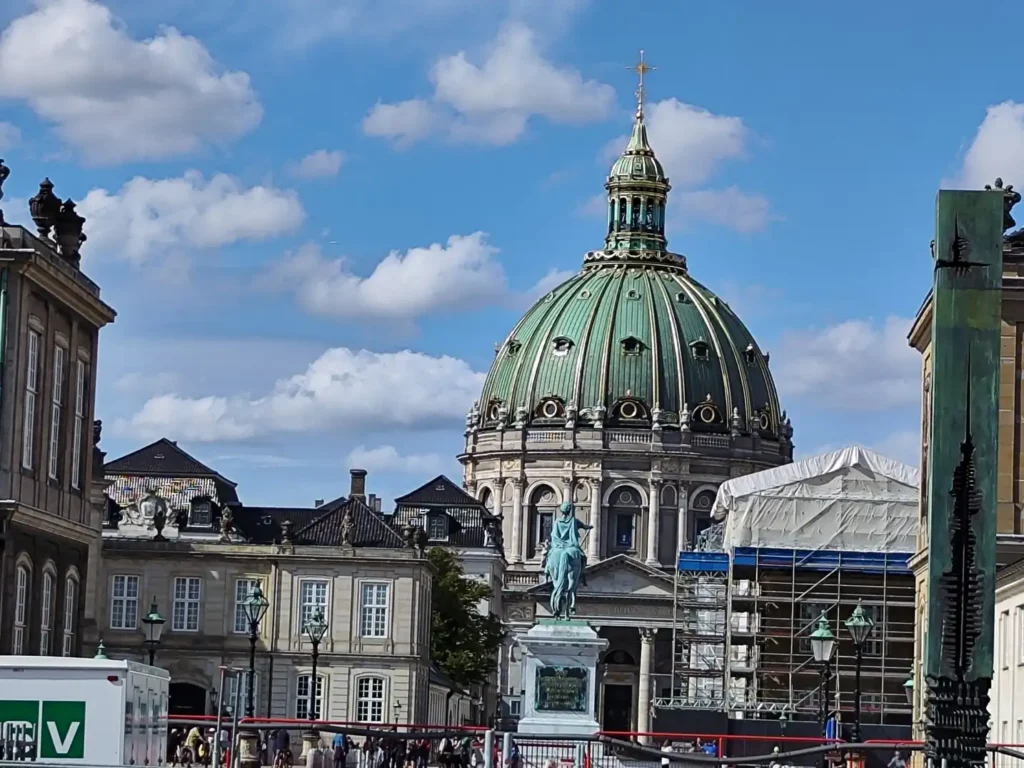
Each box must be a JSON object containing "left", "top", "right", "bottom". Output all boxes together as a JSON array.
[{"left": 654, "top": 539, "right": 916, "bottom": 725}]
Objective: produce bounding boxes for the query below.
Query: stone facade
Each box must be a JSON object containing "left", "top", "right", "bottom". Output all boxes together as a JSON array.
[
  {"left": 0, "top": 189, "right": 116, "bottom": 658},
  {"left": 991, "top": 560, "right": 1024, "bottom": 747},
  {"left": 95, "top": 537, "right": 433, "bottom": 726}
]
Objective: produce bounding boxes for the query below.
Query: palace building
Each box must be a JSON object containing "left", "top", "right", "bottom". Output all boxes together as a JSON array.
[{"left": 458, "top": 75, "right": 794, "bottom": 733}]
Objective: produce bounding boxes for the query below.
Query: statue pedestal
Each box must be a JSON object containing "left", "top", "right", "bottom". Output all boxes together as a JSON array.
[{"left": 516, "top": 619, "right": 608, "bottom": 736}]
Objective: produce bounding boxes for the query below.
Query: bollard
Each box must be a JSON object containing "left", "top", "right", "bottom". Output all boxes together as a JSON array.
[
  {"left": 574, "top": 743, "right": 584, "bottom": 768},
  {"left": 502, "top": 733, "right": 512, "bottom": 766},
  {"left": 484, "top": 731, "right": 494, "bottom": 768}
]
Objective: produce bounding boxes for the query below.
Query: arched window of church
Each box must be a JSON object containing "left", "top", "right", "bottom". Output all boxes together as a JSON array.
[
  {"left": 659, "top": 484, "right": 679, "bottom": 565},
  {"left": 630, "top": 197, "right": 641, "bottom": 229},
  {"left": 527, "top": 485, "right": 558, "bottom": 559},
  {"left": 609, "top": 486, "right": 641, "bottom": 553},
  {"left": 688, "top": 489, "right": 717, "bottom": 547},
  {"left": 479, "top": 487, "right": 494, "bottom": 513}
]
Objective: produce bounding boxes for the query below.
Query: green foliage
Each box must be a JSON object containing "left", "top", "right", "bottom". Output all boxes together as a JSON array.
[{"left": 427, "top": 547, "right": 504, "bottom": 688}]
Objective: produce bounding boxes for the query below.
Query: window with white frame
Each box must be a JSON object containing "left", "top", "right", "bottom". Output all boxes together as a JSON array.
[
  {"left": 227, "top": 672, "right": 260, "bottom": 716},
  {"left": 1017, "top": 605, "right": 1024, "bottom": 665},
  {"left": 299, "top": 580, "right": 329, "bottom": 630},
  {"left": 1000, "top": 610, "right": 1010, "bottom": 668},
  {"left": 110, "top": 574, "right": 140, "bottom": 629},
  {"left": 40, "top": 569, "right": 55, "bottom": 655},
  {"left": 48, "top": 346, "right": 65, "bottom": 480},
  {"left": 22, "top": 329, "right": 40, "bottom": 470},
  {"left": 13, "top": 564, "right": 30, "bottom": 654},
  {"left": 296, "top": 674, "right": 325, "bottom": 719},
  {"left": 360, "top": 583, "right": 390, "bottom": 638},
  {"left": 356, "top": 677, "right": 385, "bottom": 723},
  {"left": 172, "top": 577, "right": 202, "bottom": 631},
  {"left": 63, "top": 576, "right": 78, "bottom": 656},
  {"left": 71, "top": 360, "right": 86, "bottom": 489},
  {"left": 233, "top": 579, "right": 262, "bottom": 634}
]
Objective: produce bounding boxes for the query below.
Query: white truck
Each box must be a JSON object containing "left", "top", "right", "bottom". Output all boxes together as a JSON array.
[{"left": 0, "top": 656, "right": 170, "bottom": 765}]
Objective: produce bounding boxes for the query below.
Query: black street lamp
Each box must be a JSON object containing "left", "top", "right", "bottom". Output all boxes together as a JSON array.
[
  {"left": 141, "top": 599, "right": 166, "bottom": 666},
  {"left": 303, "top": 610, "right": 329, "bottom": 722},
  {"left": 844, "top": 600, "right": 875, "bottom": 744},
  {"left": 810, "top": 612, "right": 836, "bottom": 760},
  {"left": 241, "top": 584, "right": 269, "bottom": 718}
]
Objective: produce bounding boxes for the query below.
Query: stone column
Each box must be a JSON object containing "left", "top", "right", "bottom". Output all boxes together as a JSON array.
[
  {"left": 677, "top": 485, "right": 689, "bottom": 554},
  {"left": 588, "top": 479, "right": 602, "bottom": 562},
  {"left": 645, "top": 479, "right": 661, "bottom": 566},
  {"left": 562, "top": 476, "right": 574, "bottom": 508},
  {"left": 510, "top": 480, "right": 524, "bottom": 564},
  {"left": 637, "top": 628, "right": 655, "bottom": 744}
]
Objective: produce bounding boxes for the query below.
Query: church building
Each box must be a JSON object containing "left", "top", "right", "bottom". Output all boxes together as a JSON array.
[{"left": 459, "top": 72, "right": 794, "bottom": 733}]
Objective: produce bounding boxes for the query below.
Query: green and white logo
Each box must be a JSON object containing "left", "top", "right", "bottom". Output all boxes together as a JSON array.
[{"left": 0, "top": 700, "right": 86, "bottom": 760}]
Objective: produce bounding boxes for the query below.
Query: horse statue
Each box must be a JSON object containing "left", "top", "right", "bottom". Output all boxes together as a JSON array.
[{"left": 542, "top": 501, "right": 592, "bottom": 619}]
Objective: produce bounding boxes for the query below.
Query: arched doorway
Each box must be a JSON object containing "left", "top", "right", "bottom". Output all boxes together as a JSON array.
[
  {"left": 527, "top": 485, "right": 558, "bottom": 559},
  {"left": 169, "top": 682, "right": 207, "bottom": 717}
]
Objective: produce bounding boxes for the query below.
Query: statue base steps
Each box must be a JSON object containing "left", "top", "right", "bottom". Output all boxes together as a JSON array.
[{"left": 516, "top": 619, "right": 608, "bottom": 736}]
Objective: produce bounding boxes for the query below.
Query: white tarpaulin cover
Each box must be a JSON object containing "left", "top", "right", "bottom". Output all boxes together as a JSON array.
[{"left": 712, "top": 446, "right": 920, "bottom": 553}]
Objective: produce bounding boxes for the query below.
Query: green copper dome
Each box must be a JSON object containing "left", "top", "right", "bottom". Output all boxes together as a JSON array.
[{"left": 468, "top": 87, "right": 784, "bottom": 438}]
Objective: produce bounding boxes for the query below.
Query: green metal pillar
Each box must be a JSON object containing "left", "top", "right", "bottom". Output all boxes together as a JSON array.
[{"left": 922, "top": 189, "right": 1006, "bottom": 768}]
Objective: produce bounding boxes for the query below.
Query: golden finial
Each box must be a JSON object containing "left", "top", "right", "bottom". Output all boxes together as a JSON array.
[{"left": 629, "top": 49, "right": 656, "bottom": 120}]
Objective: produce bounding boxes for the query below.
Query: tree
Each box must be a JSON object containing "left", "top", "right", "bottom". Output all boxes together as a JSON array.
[{"left": 427, "top": 547, "right": 505, "bottom": 688}]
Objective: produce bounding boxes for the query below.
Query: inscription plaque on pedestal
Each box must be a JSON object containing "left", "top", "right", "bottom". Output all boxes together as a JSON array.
[{"left": 535, "top": 666, "right": 587, "bottom": 713}]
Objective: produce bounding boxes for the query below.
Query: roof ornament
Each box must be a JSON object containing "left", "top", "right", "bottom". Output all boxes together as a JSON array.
[
  {"left": 629, "top": 49, "right": 656, "bottom": 122},
  {"left": 984, "top": 177, "right": 1021, "bottom": 232}
]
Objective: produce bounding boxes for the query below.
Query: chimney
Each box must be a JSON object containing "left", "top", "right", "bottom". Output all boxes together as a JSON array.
[
  {"left": 350, "top": 468, "right": 367, "bottom": 501},
  {"left": 314, "top": 499, "right": 324, "bottom": 508},
  {"left": 368, "top": 493, "right": 377, "bottom": 511}
]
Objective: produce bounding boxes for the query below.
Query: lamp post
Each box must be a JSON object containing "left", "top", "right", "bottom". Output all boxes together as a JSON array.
[
  {"left": 301, "top": 609, "right": 329, "bottom": 757},
  {"left": 844, "top": 600, "right": 875, "bottom": 744},
  {"left": 810, "top": 612, "right": 836, "bottom": 766},
  {"left": 141, "top": 599, "right": 165, "bottom": 666},
  {"left": 238, "top": 584, "right": 269, "bottom": 768},
  {"left": 779, "top": 705, "right": 790, "bottom": 736},
  {"left": 904, "top": 671, "right": 914, "bottom": 706}
]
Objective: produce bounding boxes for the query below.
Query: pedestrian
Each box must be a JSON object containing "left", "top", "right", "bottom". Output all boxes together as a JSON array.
[
  {"left": 505, "top": 740, "right": 520, "bottom": 768},
  {"left": 273, "top": 728, "right": 292, "bottom": 768},
  {"left": 661, "top": 740, "right": 673, "bottom": 768},
  {"left": 888, "top": 751, "right": 907, "bottom": 768},
  {"left": 333, "top": 731, "right": 348, "bottom": 768}
]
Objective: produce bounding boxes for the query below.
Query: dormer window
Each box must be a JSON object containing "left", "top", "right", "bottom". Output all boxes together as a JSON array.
[
  {"left": 551, "top": 337, "right": 574, "bottom": 357},
  {"left": 538, "top": 398, "right": 564, "bottom": 419},
  {"left": 506, "top": 340, "right": 522, "bottom": 356},
  {"left": 675, "top": 291, "right": 690, "bottom": 304},
  {"left": 615, "top": 399, "right": 647, "bottom": 421},
  {"left": 626, "top": 289, "right": 641, "bottom": 300},
  {"left": 743, "top": 343, "right": 757, "bottom": 366},
  {"left": 691, "top": 341, "right": 710, "bottom": 361},
  {"left": 427, "top": 514, "right": 449, "bottom": 542},
  {"left": 694, "top": 398, "right": 722, "bottom": 425},
  {"left": 190, "top": 500, "right": 212, "bottom": 527},
  {"left": 620, "top": 336, "right": 644, "bottom": 356},
  {"left": 487, "top": 399, "right": 504, "bottom": 421}
]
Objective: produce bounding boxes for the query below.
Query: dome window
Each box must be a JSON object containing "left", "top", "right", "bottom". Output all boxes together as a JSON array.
[
  {"left": 551, "top": 337, "right": 574, "bottom": 357},
  {"left": 538, "top": 398, "right": 565, "bottom": 419},
  {"left": 578, "top": 290, "right": 591, "bottom": 300},
  {"left": 690, "top": 340, "right": 711, "bottom": 361},
  {"left": 694, "top": 399, "right": 722, "bottom": 425},
  {"left": 506, "top": 340, "right": 522, "bottom": 356},
  {"left": 675, "top": 291, "right": 691, "bottom": 304},
  {"left": 620, "top": 336, "right": 645, "bottom": 356},
  {"left": 743, "top": 343, "right": 758, "bottom": 366},
  {"left": 626, "top": 289, "right": 641, "bottom": 300},
  {"left": 614, "top": 398, "right": 647, "bottom": 421},
  {"left": 486, "top": 399, "right": 504, "bottom": 421}
]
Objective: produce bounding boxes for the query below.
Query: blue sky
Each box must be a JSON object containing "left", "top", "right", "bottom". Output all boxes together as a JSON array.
[{"left": 0, "top": 0, "right": 1021, "bottom": 508}]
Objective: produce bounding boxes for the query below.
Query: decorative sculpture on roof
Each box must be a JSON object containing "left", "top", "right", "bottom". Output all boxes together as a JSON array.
[
  {"left": 0, "top": 159, "right": 8, "bottom": 202},
  {"left": 280, "top": 519, "right": 292, "bottom": 544},
  {"left": 340, "top": 507, "right": 355, "bottom": 546},
  {"left": 985, "top": 178, "right": 1021, "bottom": 232},
  {"left": 29, "top": 178, "right": 60, "bottom": 238},
  {"left": 219, "top": 507, "right": 234, "bottom": 542},
  {"left": 54, "top": 198, "right": 87, "bottom": 265},
  {"left": 543, "top": 501, "right": 592, "bottom": 619},
  {"left": 93, "top": 420, "right": 103, "bottom": 447}
]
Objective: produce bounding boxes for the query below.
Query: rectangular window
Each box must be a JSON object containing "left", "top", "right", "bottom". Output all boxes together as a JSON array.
[
  {"left": 1017, "top": 605, "right": 1024, "bottom": 665},
  {"left": 13, "top": 565, "right": 30, "bottom": 655},
  {"left": 40, "top": 571, "right": 54, "bottom": 655},
  {"left": 299, "top": 580, "right": 329, "bottom": 630},
  {"left": 63, "top": 578, "right": 77, "bottom": 657},
  {"left": 227, "top": 672, "right": 260, "bottom": 716},
  {"left": 537, "top": 512, "right": 553, "bottom": 545},
  {"left": 71, "top": 360, "right": 86, "bottom": 489},
  {"left": 356, "top": 677, "right": 385, "bottom": 723},
  {"left": 48, "top": 345, "right": 65, "bottom": 480},
  {"left": 798, "top": 602, "right": 830, "bottom": 655},
  {"left": 296, "top": 674, "right": 325, "bottom": 720},
  {"left": 110, "top": 574, "right": 140, "bottom": 629},
  {"left": 22, "top": 329, "right": 40, "bottom": 470},
  {"left": 360, "top": 583, "right": 390, "bottom": 638},
  {"left": 1000, "top": 610, "right": 1010, "bottom": 668},
  {"left": 233, "top": 579, "right": 262, "bottom": 634},
  {"left": 615, "top": 513, "right": 633, "bottom": 548},
  {"left": 172, "top": 577, "right": 202, "bottom": 632},
  {"left": 427, "top": 514, "right": 448, "bottom": 541}
]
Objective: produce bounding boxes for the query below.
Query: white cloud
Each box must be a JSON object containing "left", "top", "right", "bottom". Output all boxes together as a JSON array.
[
  {"left": 364, "top": 22, "right": 614, "bottom": 147},
  {"left": 120, "top": 347, "right": 485, "bottom": 442},
  {"left": 290, "top": 149, "right": 345, "bottom": 179},
  {"left": 957, "top": 101, "right": 1024, "bottom": 189},
  {"left": 0, "top": 122, "right": 19, "bottom": 150},
  {"left": 774, "top": 316, "right": 920, "bottom": 411},
  {"left": 675, "top": 187, "right": 774, "bottom": 234},
  {"left": 267, "top": 232, "right": 571, "bottom": 322},
  {"left": 113, "top": 371, "right": 181, "bottom": 397},
  {"left": 871, "top": 429, "right": 921, "bottom": 467},
  {"left": 79, "top": 171, "right": 305, "bottom": 264},
  {"left": 347, "top": 445, "right": 447, "bottom": 476},
  {"left": 0, "top": 0, "right": 261, "bottom": 164}
]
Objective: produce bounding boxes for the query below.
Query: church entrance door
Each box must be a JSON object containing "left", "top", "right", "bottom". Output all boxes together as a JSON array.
[{"left": 601, "top": 684, "right": 633, "bottom": 734}]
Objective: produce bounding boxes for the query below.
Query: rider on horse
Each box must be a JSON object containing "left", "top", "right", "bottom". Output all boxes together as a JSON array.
[{"left": 542, "top": 501, "right": 592, "bottom": 618}]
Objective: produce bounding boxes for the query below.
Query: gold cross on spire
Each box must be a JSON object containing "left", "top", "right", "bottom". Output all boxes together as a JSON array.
[{"left": 630, "top": 49, "right": 656, "bottom": 119}]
